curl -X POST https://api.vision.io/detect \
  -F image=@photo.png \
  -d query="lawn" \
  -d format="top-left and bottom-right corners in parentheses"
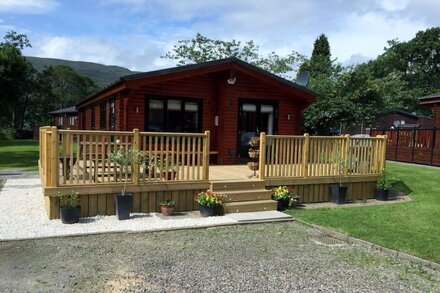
top-left (0, 140), bottom-right (39, 171)
top-left (287, 161), bottom-right (440, 262)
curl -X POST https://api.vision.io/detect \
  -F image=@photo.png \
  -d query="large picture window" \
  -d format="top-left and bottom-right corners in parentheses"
top-left (91, 106), bottom-right (95, 130)
top-left (100, 102), bottom-right (106, 130)
top-left (145, 97), bottom-right (202, 132)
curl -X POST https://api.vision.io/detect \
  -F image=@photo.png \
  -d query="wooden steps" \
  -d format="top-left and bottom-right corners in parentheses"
top-left (210, 180), bottom-right (277, 213)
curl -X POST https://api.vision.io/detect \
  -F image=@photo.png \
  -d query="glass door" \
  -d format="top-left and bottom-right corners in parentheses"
top-left (237, 100), bottom-right (277, 159)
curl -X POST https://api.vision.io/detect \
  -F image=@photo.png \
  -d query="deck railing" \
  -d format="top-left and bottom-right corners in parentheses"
top-left (259, 133), bottom-right (387, 179)
top-left (39, 127), bottom-right (210, 187)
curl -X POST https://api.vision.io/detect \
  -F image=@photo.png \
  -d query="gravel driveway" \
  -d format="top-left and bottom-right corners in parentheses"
top-left (0, 222), bottom-right (438, 292)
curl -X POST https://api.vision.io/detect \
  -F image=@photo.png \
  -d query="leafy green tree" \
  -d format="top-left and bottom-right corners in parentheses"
top-left (163, 33), bottom-right (303, 78)
top-left (0, 31), bottom-right (35, 131)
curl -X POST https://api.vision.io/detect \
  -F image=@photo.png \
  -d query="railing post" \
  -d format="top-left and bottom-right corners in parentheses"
top-left (258, 132), bottom-right (266, 179)
top-left (50, 126), bottom-right (58, 187)
top-left (344, 134), bottom-right (350, 176)
top-left (132, 128), bottom-right (140, 184)
top-left (203, 131), bottom-right (210, 180)
top-left (381, 135), bottom-right (387, 170)
top-left (302, 133), bottom-right (309, 177)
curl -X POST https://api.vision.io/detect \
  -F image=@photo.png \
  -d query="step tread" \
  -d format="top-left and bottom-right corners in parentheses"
top-left (223, 199), bottom-right (276, 206)
top-left (220, 189), bottom-right (271, 195)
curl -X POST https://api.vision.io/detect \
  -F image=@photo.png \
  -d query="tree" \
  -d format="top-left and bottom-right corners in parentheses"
top-left (163, 33), bottom-right (304, 78)
top-left (0, 32), bottom-right (35, 131)
top-left (298, 34), bottom-right (332, 77)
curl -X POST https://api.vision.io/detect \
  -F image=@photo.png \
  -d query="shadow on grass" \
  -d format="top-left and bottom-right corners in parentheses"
top-left (392, 180), bottom-right (412, 195)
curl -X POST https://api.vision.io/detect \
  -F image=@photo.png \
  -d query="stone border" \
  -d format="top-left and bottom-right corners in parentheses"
top-left (0, 217), bottom-right (294, 243)
top-left (294, 218), bottom-right (440, 271)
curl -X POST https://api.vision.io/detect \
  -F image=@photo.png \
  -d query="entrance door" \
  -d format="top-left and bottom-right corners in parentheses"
top-left (237, 100), bottom-right (277, 159)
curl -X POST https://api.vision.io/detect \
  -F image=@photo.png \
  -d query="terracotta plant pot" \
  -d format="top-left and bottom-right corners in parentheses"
top-left (248, 150), bottom-right (260, 159)
top-left (247, 162), bottom-right (259, 171)
top-left (160, 204), bottom-right (176, 216)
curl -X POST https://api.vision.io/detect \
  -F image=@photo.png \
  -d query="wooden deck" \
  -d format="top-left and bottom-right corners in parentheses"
top-left (209, 165), bottom-right (259, 181)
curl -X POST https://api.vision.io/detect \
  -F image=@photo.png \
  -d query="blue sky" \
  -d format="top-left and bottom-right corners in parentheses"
top-left (0, 0), bottom-right (438, 72)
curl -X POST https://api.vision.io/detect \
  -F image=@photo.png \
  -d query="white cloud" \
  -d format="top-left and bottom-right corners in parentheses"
top-left (26, 35), bottom-right (174, 71)
top-left (0, 0), bottom-right (58, 14)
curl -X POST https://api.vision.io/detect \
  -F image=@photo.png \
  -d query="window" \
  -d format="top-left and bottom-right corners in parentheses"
top-left (69, 116), bottom-right (75, 126)
top-left (91, 106), bottom-right (95, 130)
top-left (109, 97), bottom-right (115, 130)
top-left (100, 102), bottom-right (106, 130)
top-left (58, 116), bottom-right (64, 126)
top-left (146, 97), bottom-right (202, 132)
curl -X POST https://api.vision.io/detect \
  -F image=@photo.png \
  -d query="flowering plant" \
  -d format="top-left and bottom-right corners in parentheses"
top-left (195, 191), bottom-right (224, 207)
top-left (271, 186), bottom-right (296, 201)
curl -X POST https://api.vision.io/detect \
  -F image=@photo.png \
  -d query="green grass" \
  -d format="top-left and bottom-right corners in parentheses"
top-left (287, 161), bottom-right (440, 262)
top-left (0, 140), bottom-right (39, 171)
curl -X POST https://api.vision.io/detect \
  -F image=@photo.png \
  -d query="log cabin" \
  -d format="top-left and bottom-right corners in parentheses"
top-left (48, 106), bottom-right (79, 130)
top-left (420, 93), bottom-right (440, 128)
top-left (76, 57), bottom-right (317, 164)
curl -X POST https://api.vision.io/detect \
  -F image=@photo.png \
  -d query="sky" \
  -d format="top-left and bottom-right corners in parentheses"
top-left (0, 0), bottom-right (438, 72)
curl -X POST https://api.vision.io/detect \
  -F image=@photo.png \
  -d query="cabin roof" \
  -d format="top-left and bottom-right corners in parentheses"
top-left (48, 106), bottom-right (77, 115)
top-left (419, 92), bottom-right (440, 105)
top-left (77, 57), bottom-right (317, 108)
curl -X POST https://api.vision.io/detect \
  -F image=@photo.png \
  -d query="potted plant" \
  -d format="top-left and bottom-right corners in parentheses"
top-left (271, 186), bottom-right (297, 211)
top-left (248, 149), bottom-right (260, 159)
top-left (156, 156), bottom-right (178, 180)
top-left (248, 136), bottom-right (260, 148)
top-left (375, 169), bottom-right (393, 201)
top-left (108, 147), bottom-right (146, 220)
top-left (330, 156), bottom-right (349, 204)
top-left (59, 191), bottom-right (80, 224)
top-left (159, 199), bottom-right (176, 216)
top-left (195, 191), bottom-right (224, 217)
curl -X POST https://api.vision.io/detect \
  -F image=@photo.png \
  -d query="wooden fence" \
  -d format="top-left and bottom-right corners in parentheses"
top-left (259, 133), bottom-right (387, 179)
top-left (370, 128), bottom-right (440, 166)
top-left (39, 127), bottom-right (210, 188)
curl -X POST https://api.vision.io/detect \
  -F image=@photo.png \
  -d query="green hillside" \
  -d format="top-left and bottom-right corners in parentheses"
top-left (25, 56), bottom-right (138, 87)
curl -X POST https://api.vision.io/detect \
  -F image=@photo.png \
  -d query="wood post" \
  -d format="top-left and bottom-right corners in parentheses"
top-left (132, 128), bottom-right (140, 184)
top-left (203, 131), bottom-right (210, 180)
top-left (343, 134), bottom-right (350, 176)
top-left (381, 135), bottom-right (387, 170)
top-left (50, 126), bottom-right (58, 187)
top-left (258, 132), bottom-right (266, 179)
top-left (302, 133), bottom-right (309, 177)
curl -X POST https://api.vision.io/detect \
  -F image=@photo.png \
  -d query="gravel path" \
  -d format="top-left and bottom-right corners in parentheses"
top-left (0, 175), bottom-right (236, 240)
top-left (0, 222), bottom-right (438, 292)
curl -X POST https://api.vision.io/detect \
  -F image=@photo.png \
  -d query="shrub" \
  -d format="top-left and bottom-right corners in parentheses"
top-left (59, 191), bottom-right (79, 208)
top-left (376, 169), bottom-right (393, 191)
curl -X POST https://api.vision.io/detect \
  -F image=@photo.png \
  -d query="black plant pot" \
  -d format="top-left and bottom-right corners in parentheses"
top-left (115, 193), bottom-right (133, 220)
top-left (375, 189), bottom-right (389, 201)
top-left (214, 204), bottom-right (224, 216)
top-left (60, 206), bottom-right (81, 224)
top-left (330, 185), bottom-right (347, 204)
top-left (199, 205), bottom-right (215, 217)
top-left (276, 199), bottom-right (290, 211)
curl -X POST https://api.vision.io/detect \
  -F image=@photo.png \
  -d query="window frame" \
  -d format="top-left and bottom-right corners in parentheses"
top-left (109, 96), bottom-right (115, 130)
top-left (91, 106), bottom-right (95, 130)
top-left (144, 96), bottom-right (203, 133)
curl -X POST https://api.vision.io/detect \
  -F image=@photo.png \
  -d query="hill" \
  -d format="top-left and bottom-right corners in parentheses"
top-left (25, 56), bottom-right (138, 87)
